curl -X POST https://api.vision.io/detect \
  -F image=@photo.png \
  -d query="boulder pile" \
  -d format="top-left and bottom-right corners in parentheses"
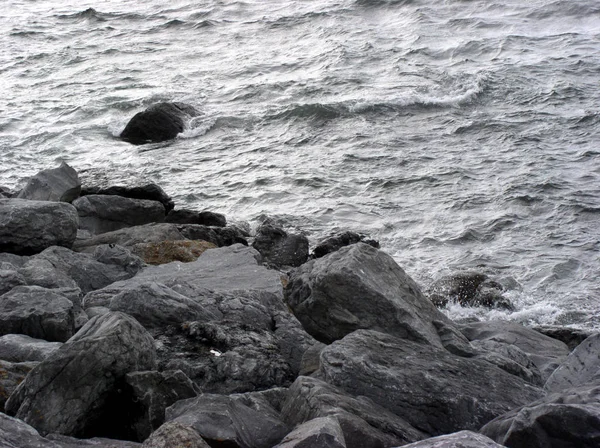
top-left (0, 163), bottom-right (597, 448)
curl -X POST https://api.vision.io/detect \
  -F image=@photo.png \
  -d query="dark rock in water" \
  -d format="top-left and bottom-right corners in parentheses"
top-left (165, 209), bottom-right (227, 227)
top-left (5, 312), bottom-right (157, 439)
top-left (178, 223), bottom-right (248, 247)
top-left (0, 269), bottom-right (26, 295)
top-left (285, 243), bottom-right (469, 350)
top-left (72, 194), bottom-right (166, 235)
top-left (0, 186), bottom-right (14, 198)
top-left (165, 393), bottom-right (290, 448)
top-left (0, 286), bottom-right (75, 342)
top-left (253, 224), bottom-right (309, 268)
top-left (480, 383), bottom-right (600, 448)
top-left (400, 431), bottom-right (505, 448)
top-left (0, 334), bottom-right (62, 363)
top-left (281, 376), bottom-right (425, 448)
top-left (544, 333), bottom-right (600, 393)
top-left (0, 360), bottom-right (37, 412)
top-left (130, 240), bottom-right (216, 265)
top-left (17, 162), bottom-right (81, 203)
top-left (533, 325), bottom-right (593, 351)
top-left (141, 421), bottom-right (210, 448)
top-left (428, 271), bottom-right (513, 310)
top-left (0, 199), bottom-right (79, 255)
top-left (120, 102), bottom-right (198, 145)
top-left (318, 329), bottom-right (543, 437)
top-left (125, 370), bottom-right (201, 441)
top-left (274, 416), bottom-right (346, 448)
top-left (460, 320), bottom-right (571, 382)
top-left (81, 183), bottom-right (175, 213)
top-left (312, 231), bottom-right (380, 259)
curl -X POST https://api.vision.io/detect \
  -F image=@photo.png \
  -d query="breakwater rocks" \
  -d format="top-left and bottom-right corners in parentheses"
top-left (0, 163), bottom-right (598, 448)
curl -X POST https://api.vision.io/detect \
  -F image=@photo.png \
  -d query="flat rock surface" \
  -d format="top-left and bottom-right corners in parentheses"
top-left (319, 329), bottom-right (543, 436)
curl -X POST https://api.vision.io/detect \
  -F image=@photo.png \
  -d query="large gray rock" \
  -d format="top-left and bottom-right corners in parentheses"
top-left (73, 195), bottom-right (166, 235)
top-left (141, 421), bottom-right (210, 448)
top-left (545, 333), bottom-right (600, 392)
top-left (165, 393), bottom-right (290, 448)
top-left (460, 320), bottom-right (570, 382)
top-left (0, 269), bottom-right (27, 295)
top-left (107, 282), bottom-right (217, 329)
top-left (480, 383), bottom-right (600, 448)
top-left (0, 334), bottom-right (62, 362)
top-left (274, 416), bottom-right (346, 448)
top-left (281, 376), bottom-right (424, 448)
top-left (319, 330), bottom-right (543, 436)
top-left (285, 243), bottom-right (466, 349)
top-left (0, 286), bottom-right (75, 342)
top-left (397, 431), bottom-right (505, 448)
top-left (0, 199), bottom-right (79, 255)
top-left (17, 258), bottom-right (79, 290)
top-left (17, 162), bottom-right (81, 203)
top-left (125, 370), bottom-right (201, 441)
top-left (81, 183), bottom-right (174, 213)
top-left (5, 312), bottom-right (157, 438)
top-left (120, 102), bottom-right (198, 145)
top-left (0, 360), bottom-right (37, 411)
top-left (252, 224), bottom-right (309, 268)
top-left (74, 223), bottom-right (185, 252)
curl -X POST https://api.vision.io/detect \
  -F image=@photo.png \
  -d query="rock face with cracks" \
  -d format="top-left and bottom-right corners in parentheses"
top-left (5, 312), bottom-right (157, 439)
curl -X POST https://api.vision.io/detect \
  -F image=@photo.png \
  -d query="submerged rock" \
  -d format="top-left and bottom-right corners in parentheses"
top-left (0, 199), bottom-right (79, 255)
top-left (17, 162), bottom-right (81, 203)
top-left (120, 102), bottom-right (199, 145)
top-left (428, 271), bottom-right (513, 310)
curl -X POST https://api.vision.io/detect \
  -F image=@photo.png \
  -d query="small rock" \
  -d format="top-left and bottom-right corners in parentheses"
top-left (120, 102), bottom-right (199, 145)
top-left (142, 421), bottom-right (209, 448)
top-left (165, 209), bottom-right (227, 227)
top-left (252, 224), bottom-right (309, 268)
top-left (533, 325), bottom-right (593, 351)
top-left (17, 162), bottom-right (81, 203)
top-left (0, 269), bottom-right (27, 295)
top-left (312, 231), bottom-right (379, 258)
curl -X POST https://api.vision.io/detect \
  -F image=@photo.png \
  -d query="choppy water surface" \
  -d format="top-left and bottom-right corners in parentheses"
top-left (1, 0), bottom-right (599, 330)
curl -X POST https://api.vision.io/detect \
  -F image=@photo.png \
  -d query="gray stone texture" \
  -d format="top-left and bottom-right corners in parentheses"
top-left (17, 162), bottom-right (81, 203)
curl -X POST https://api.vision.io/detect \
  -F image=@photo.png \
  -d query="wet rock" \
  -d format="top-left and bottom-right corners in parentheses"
top-left (178, 223), bottom-right (249, 247)
top-left (312, 231), bottom-right (380, 259)
top-left (0, 334), bottom-right (62, 363)
top-left (544, 333), bottom-right (600, 393)
top-left (0, 199), bottom-right (79, 255)
top-left (281, 376), bottom-right (424, 448)
top-left (0, 360), bottom-right (37, 411)
top-left (125, 370), bottom-right (201, 441)
top-left (5, 312), bottom-right (157, 438)
top-left (285, 243), bottom-right (466, 349)
top-left (81, 183), bottom-right (174, 213)
top-left (319, 329), bottom-right (543, 436)
top-left (533, 325), bottom-right (593, 351)
top-left (130, 240), bottom-right (216, 265)
top-left (428, 271), bottom-right (513, 310)
top-left (141, 421), bottom-right (210, 448)
top-left (73, 195), bottom-right (166, 235)
top-left (274, 416), bottom-right (346, 448)
top-left (480, 383), bottom-right (600, 448)
top-left (120, 102), bottom-right (199, 145)
top-left (165, 393), bottom-right (290, 448)
top-left (0, 269), bottom-right (26, 295)
top-left (460, 320), bottom-right (571, 382)
top-left (0, 286), bottom-right (75, 342)
top-left (0, 186), bottom-right (14, 198)
top-left (399, 431), bottom-right (505, 448)
top-left (107, 282), bottom-right (218, 329)
top-left (17, 162), bottom-right (81, 203)
top-left (165, 209), bottom-right (226, 227)
top-left (252, 224), bottom-right (309, 268)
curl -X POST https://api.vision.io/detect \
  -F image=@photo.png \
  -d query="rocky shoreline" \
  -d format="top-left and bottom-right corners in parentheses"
top-left (0, 163), bottom-right (598, 448)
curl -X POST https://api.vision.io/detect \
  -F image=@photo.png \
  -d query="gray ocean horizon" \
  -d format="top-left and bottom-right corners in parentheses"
top-left (1, 0), bottom-right (599, 331)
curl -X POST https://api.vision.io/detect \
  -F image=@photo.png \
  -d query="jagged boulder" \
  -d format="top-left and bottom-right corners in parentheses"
top-left (274, 417), bottom-right (346, 448)
top-left (73, 195), bottom-right (166, 235)
top-left (5, 312), bottom-right (157, 438)
top-left (120, 102), bottom-right (198, 145)
top-left (17, 162), bottom-right (81, 203)
top-left (0, 334), bottom-right (62, 363)
top-left (319, 329), bottom-right (543, 436)
top-left (0, 199), bottom-right (78, 255)
top-left (252, 224), bottom-right (309, 268)
top-left (284, 243), bottom-right (468, 350)
top-left (142, 421), bottom-right (210, 448)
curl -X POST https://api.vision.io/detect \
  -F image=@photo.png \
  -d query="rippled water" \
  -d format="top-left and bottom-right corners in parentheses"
top-left (1, 0), bottom-right (599, 330)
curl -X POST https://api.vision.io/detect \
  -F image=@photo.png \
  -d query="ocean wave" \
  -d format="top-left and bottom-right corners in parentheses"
top-left (55, 8), bottom-right (146, 23)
